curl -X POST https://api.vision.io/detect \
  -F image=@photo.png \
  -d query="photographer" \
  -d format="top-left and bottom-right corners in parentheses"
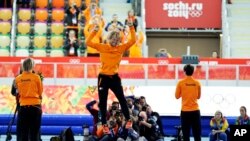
top-left (107, 101), bottom-right (120, 119)
top-left (95, 113), bottom-right (119, 141)
top-left (139, 111), bottom-right (164, 141)
top-left (86, 100), bottom-right (101, 136)
top-left (146, 106), bottom-right (164, 138)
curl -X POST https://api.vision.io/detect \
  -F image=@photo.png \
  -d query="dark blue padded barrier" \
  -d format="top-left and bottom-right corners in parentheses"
top-left (0, 114), bottom-right (237, 137)
top-left (0, 114), bottom-right (94, 135)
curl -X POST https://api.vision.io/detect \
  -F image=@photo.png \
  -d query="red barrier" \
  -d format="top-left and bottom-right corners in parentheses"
top-left (0, 57), bottom-right (250, 80)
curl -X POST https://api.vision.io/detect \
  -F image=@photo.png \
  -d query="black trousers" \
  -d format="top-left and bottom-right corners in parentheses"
top-left (181, 110), bottom-right (201, 141)
top-left (17, 105), bottom-right (42, 141)
top-left (98, 73), bottom-right (130, 124)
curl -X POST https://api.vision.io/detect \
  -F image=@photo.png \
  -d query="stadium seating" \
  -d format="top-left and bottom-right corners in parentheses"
top-left (50, 49), bottom-right (64, 57)
top-left (17, 22), bottom-right (31, 35)
top-left (33, 48), bottom-right (47, 57)
top-left (51, 22), bottom-right (65, 35)
top-left (0, 22), bottom-right (11, 34)
top-left (0, 35), bottom-right (11, 48)
top-left (35, 9), bottom-right (49, 22)
top-left (18, 9), bottom-right (31, 22)
top-left (15, 48), bottom-right (29, 57)
top-left (0, 8), bottom-right (12, 21)
top-left (50, 35), bottom-right (64, 48)
top-left (0, 48), bottom-right (10, 56)
top-left (16, 35), bottom-right (30, 48)
top-left (52, 0), bottom-right (65, 8)
top-left (34, 22), bottom-right (47, 35)
top-left (33, 36), bottom-right (47, 48)
top-left (51, 9), bottom-right (65, 22)
top-left (35, 0), bottom-right (49, 8)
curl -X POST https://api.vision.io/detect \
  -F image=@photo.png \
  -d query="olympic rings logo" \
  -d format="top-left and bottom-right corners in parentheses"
top-left (158, 60), bottom-right (169, 65)
top-left (189, 10), bottom-right (203, 17)
top-left (69, 59), bottom-right (80, 64)
top-left (209, 94), bottom-right (236, 108)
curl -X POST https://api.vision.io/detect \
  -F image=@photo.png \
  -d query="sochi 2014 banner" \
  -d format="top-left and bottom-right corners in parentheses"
top-left (145, 0), bottom-right (222, 28)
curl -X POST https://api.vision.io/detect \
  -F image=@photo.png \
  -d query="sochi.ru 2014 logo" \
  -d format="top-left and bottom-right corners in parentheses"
top-left (163, 1), bottom-right (203, 19)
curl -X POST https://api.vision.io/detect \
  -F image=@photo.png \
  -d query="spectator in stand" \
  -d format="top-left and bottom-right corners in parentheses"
top-left (66, 2), bottom-right (80, 27)
top-left (209, 110), bottom-right (229, 141)
top-left (125, 10), bottom-right (138, 32)
top-left (175, 64), bottom-right (202, 141)
top-left (17, 0), bottom-right (30, 8)
top-left (0, 0), bottom-right (13, 8)
top-left (85, 0), bottom-right (99, 7)
top-left (155, 48), bottom-right (172, 58)
top-left (105, 14), bottom-right (124, 32)
top-left (84, 15), bottom-right (103, 57)
top-left (64, 30), bottom-right (79, 56)
top-left (129, 26), bottom-right (144, 58)
top-left (82, 0), bottom-right (102, 25)
top-left (212, 51), bottom-right (219, 58)
top-left (235, 106), bottom-right (250, 125)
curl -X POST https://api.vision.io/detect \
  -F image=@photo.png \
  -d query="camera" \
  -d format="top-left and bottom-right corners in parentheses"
top-left (138, 116), bottom-right (144, 121)
top-left (114, 110), bottom-right (122, 117)
top-left (109, 120), bottom-right (116, 127)
top-left (111, 105), bottom-right (118, 111)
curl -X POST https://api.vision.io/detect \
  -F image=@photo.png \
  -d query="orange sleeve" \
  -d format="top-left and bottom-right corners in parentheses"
top-left (138, 31), bottom-right (144, 45)
top-left (85, 30), bottom-right (101, 50)
top-left (121, 26), bottom-right (136, 51)
top-left (36, 75), bottom-right (43, 98)
top-left (175, 82), bottom-right (181, 99)
top-left (83, 9), bottom-right (90, 22)
top-left (197, 81), bottom-right (201, 99)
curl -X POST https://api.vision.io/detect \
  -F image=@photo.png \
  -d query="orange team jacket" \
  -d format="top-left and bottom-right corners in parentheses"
top-left (83, 7), bottom-right (102, 24)
top-left (86, 26), bottom-right (136, 75)
top-left (175, 76), bottom-right (201, 111)
top-left (15, 72), bottom-right (43, 106)
top-left (129, 31), bottom-right (144, 57)
top-left (84, 23), bottom-right (103, 54)
top-left (85, 0), bottom-right (99, 7)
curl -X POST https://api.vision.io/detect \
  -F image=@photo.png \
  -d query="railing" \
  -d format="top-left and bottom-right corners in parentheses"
top-left (10, 0), bottom-right (17, 56)
top-left (0, 57), bottom-right (250, 86)
top-left (222, 0), bottom-right (231, 57)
